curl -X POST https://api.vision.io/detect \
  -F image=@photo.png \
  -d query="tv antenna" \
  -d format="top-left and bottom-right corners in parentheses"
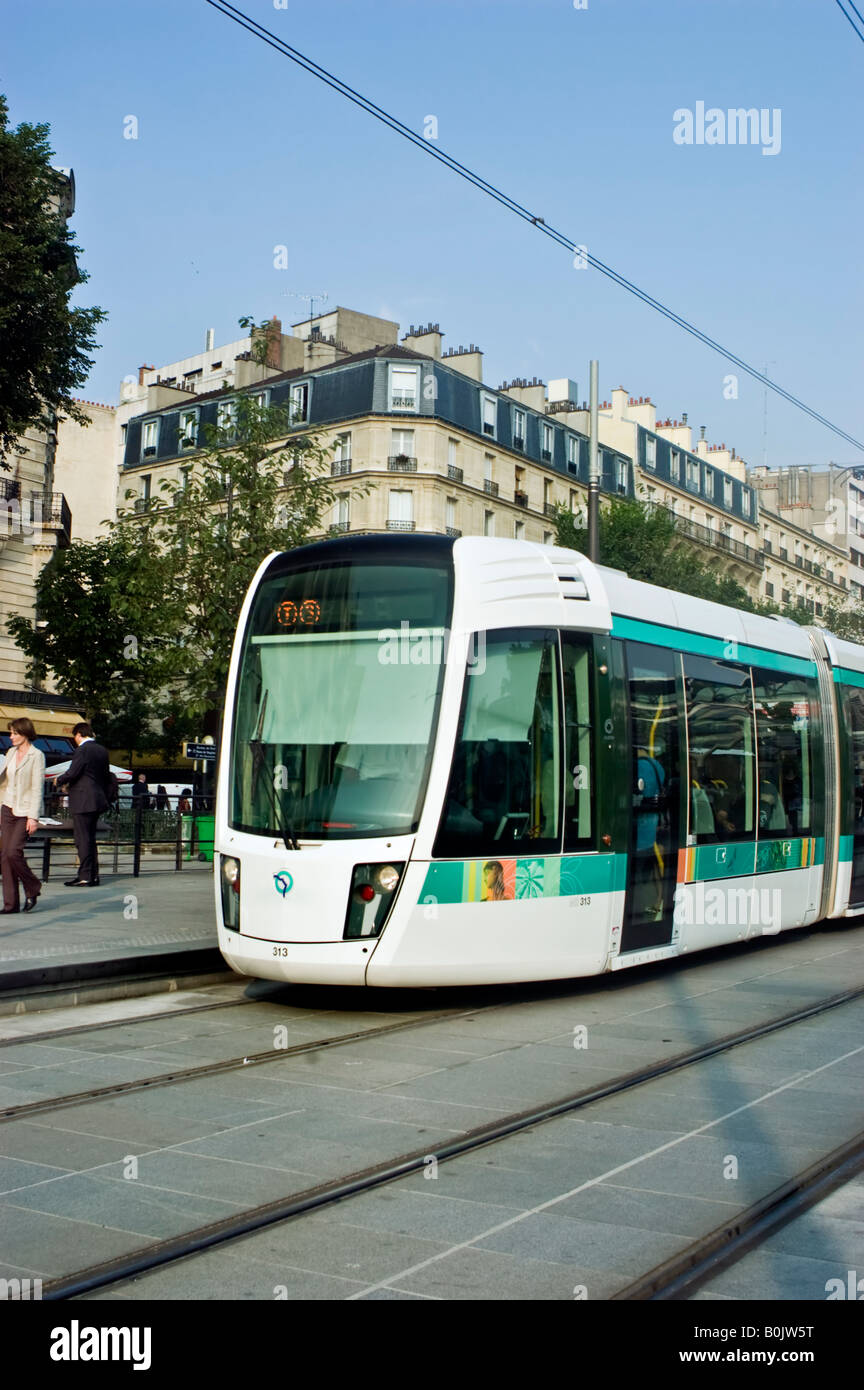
top-left (283, 291), bottom-right (329, 328)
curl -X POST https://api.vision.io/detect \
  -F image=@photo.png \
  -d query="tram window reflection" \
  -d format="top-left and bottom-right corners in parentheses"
top-left (751, 669), bottom-right (814, 837)
top-left (684, 656), bottom-right (755, 843)
top-left (434, 631), bottom-right (561, 858)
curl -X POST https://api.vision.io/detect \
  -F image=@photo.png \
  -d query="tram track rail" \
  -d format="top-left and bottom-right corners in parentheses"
top-left (39, 980), bottom-right (864, 1301)
top-left (613, 1128), bottom-right (864, 1300)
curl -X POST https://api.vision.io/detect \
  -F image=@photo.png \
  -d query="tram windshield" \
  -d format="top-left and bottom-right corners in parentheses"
top-left (230, 553), bottom-right (452, 838)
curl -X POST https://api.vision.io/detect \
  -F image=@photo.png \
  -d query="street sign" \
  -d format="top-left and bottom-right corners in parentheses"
top-left (184, 743), bottom-right (217, 761)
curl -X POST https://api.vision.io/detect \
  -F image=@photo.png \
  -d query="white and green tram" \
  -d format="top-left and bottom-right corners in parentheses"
top-left (215, 534), bottom-right (864, 987)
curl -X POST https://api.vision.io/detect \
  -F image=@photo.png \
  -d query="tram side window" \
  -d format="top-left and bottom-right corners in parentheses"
top-left (434, 630), bottom-right (561, 858)
top-left (562, 635), bottom-right (593, 848)
top-left (845, 687), bottom-right (864, 833)
top-left (684, 655), bottom-right (756, 843)
top-left (751, 669), bottom-right (814, 837)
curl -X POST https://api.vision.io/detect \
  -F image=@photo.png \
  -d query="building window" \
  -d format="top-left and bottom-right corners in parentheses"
top-left (765, 581), bottom-right (774, 598)
top-left (179, 409), bottom-right (198, 448)
top-left (686, 457), bottom-right (699, 489)
top-left (617, 458), bottom-right (628, 494)
top-left (644, 436), bottom-right (656, 469)
top-left (541, 422), bottom-right (553, 461)
top-left (671, 448), bottom-right (680, 477)
top-left (391, 429), bottom-right (416, 466)
top-left (389, 365), bottom-right (419, 411)
top-left (216, 399), bottom-right (236, 434)
top-left (387, 490), bottom-right (414, 530)
top-left (569, 489), bottom-right (579, 513)
top-left (334, 432), bottom-right (351, 464)
top-left (141, 420), bottom-right (158, 457)
top-left (448, 438), bottom-right (458, 469)
top-left (141, 474), bottom-right (151, 500)
top-left (446, 498), bottom-right (457, 533)
top-left (290, 382), bottom-right (309, 423)
top-left (179, 466), bottom-right (192, 492)
top-left (250, 389), bottom-right (270, 412)
top-left (723, 477), bottom-right (733, 508)
top-left (543, 531), bottom-right (553, 545)
top-left (481, 393), bottom-right (497, 438)
top-left (484, 510), bottom-right (495, 536)
top-left (567, 435), bottom-right (579, 473)
top-left (513, 409), bottom-right (525, 449)
top-left (337, 495), bottom-right (350, 526)
top-left (515, 520), bottom-right (525, 540)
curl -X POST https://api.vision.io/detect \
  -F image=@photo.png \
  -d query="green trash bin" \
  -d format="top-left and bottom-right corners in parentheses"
top-left (195, 814), bottom-right (215, 863)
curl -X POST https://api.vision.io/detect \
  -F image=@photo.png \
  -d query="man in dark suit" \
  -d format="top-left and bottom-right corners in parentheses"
top-left (56, 723), bottom-right (110, 886)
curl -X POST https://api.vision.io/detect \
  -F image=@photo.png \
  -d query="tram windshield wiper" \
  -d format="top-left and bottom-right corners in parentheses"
top-left (250, 691), bottom-right (299, 851)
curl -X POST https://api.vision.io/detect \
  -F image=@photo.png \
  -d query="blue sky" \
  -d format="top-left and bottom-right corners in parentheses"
top-left (4, 0), bottom-right (863, 467)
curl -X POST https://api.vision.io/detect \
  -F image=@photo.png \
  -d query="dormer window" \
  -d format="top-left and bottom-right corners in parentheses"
top-left (389, 366), bottom-right (419, 411)
top-left (141, 420), bottom-right (158, 458)
top-left (179, 409), bottom-right (198, 448)
top-left (481, 393), bottom-right (497, 439)
top-left (290, 382), bottom-right (309, 423)
top-left (644, 436), bottom-right (656, 469)
top-left (513, 408), bottom-right (525, 449)
top-left (216, 399), bottom-right (236, 435)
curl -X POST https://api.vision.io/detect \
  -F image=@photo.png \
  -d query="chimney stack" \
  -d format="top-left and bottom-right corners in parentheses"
top-left (205, 328), bottom-right (215, 352)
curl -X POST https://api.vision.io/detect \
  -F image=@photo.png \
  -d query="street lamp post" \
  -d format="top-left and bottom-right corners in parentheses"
top-left (588, 360), bottom-right (600, 563)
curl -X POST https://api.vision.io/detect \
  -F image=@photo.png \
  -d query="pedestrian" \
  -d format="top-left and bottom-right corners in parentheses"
top-left (132, 772), bottom-right (151, 810)
top-left (55, 722), bottom-right (111, 887)
top-left (155, 784), bottom-right (169, 810)
top-left (0, 718), bottom-right (45, 914)
top-left (177, 788), bottom-right (192, 814)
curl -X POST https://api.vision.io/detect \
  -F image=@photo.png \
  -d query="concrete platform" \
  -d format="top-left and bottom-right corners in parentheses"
top-left (0, 869), bottom-right (223, 1011)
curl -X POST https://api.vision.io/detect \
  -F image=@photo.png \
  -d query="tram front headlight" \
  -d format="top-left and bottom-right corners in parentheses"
top-left (344, 862), bottom-right (405, 940)
top-left (220, 855), bottom-right (241, 931)
top-left (375, 864), bottom-right (401, 893)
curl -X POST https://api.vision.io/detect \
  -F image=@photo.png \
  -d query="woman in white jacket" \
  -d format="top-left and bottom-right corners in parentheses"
top-left (0, 718), bottom-right (45, 913)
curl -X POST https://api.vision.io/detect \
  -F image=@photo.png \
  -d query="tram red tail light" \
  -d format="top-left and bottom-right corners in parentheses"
top-left (344, 863), bottom-right (405, 940)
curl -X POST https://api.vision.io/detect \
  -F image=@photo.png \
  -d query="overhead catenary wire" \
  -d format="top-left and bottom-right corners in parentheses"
top-left (205, 0), bottom-right (864, 454)
top-left (834, 0), bottom-right (864, 45)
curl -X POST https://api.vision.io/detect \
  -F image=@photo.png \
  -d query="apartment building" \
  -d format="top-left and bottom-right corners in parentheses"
top-left (750, 464), bottom-right (864, 605)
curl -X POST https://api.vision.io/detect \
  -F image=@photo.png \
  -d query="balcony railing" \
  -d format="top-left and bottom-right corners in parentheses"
top-left (390, 395), bottom-right (416, 409)
top-left (763, 539), bottom-right (773, 555)
top-left (0, 479), bottom-right (21, 502)
top-left (795, 555), bottom-right (803, 569)
top-left (388, 455), bottom-right (417, 472)
top-left (541, 449), bottom-right (552, 462)
top-left (483, 479), bottom-right (499, 496)
top-left (447, 464), bottom-right (463, 483)
top-left (34, 492), bottom-right (72, 547)
top-left (646, 502), bottom-right (762, 567)
top-left (142, 446), bottom-right (156, 457)
top-left (514, 491), bottom-right (529, 509)
top-left (544, 502), bottom-right (557, 518)
top-left (779, 548), bottom-right (789, 561)
top-left (331, 460), bottom-right (352, 476)
top-left (386, 519), bottom-right (415, 532)
top-left (133, 497), bottom-right (151, 513)
top-left (446, 527), bottom-right (462, 538)
top-left (329, 521), bottom-right (350, 535)
top-left (513, 435), bottom-right (524, 450)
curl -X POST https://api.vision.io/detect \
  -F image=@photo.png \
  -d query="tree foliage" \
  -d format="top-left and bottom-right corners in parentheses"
top-left (0, 94), bottom-right (106, 460)
top-left (114, 394), bottom-right (345, 717)
top-left (7, 533), bottom-right (179, 727)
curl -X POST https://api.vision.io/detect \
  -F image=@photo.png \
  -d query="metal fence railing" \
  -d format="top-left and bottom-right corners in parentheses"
top-left (28, 804), bottom-right (216, 881)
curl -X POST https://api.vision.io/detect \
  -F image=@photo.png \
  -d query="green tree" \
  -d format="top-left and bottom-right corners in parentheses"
top-left (7, 533), bottom-right (179, 726)
top-left (115, 393), bottom-right (347, 719)
top-left (553, 496), bottom-right (754, 609)
top-left (0, 95), bottom-right (105, 460)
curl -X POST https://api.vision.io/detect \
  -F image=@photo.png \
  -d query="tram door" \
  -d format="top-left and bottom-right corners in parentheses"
top-left (621, 642), bottom-right (682, 953)
top-left (846, 687), bottom-right (864, 906)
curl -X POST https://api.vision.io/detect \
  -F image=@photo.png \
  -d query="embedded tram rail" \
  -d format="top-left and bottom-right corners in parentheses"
top-left (1, 924), bottom-right (857, 1302)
